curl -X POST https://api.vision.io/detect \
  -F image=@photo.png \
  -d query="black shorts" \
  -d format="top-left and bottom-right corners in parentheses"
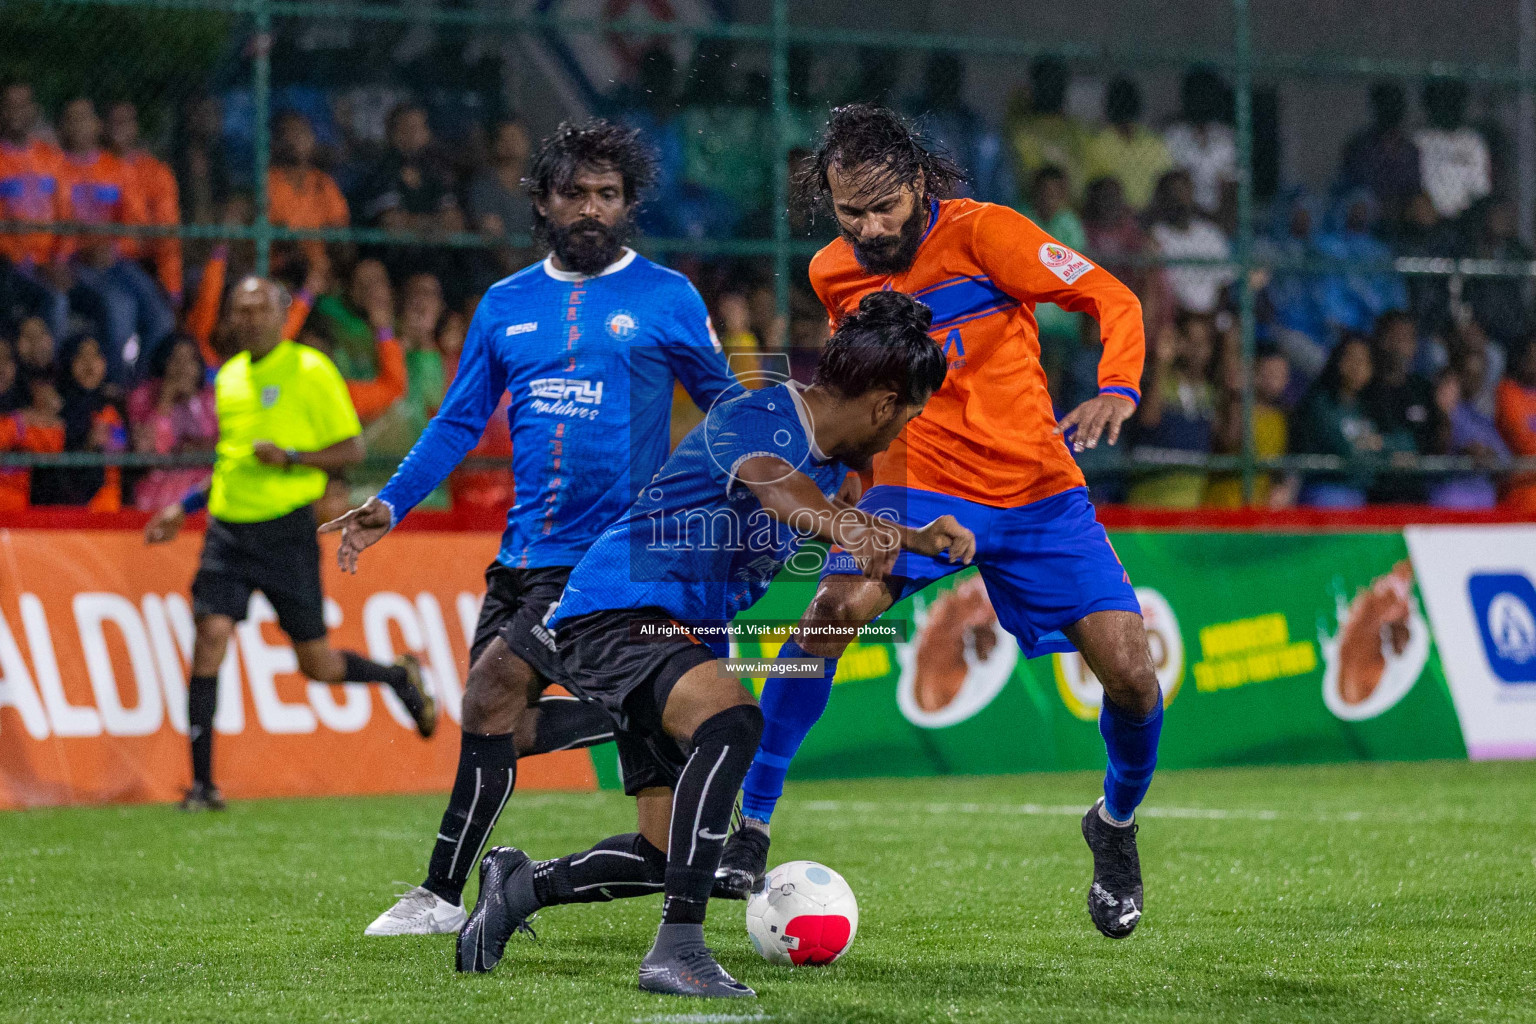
top-left (191, 506), bottom-right (327, 643)
top-left (468, 563), bottom-right (571, 683)
top-left (556, 608), bottom-right (720, 796)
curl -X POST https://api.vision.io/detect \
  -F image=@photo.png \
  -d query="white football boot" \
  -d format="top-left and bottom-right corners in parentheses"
top-left (364, 885), bottom-right (468, 936)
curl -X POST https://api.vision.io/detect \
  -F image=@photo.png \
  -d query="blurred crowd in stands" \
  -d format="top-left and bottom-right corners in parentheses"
top-left (3, 45), bottom-right (1536, 515)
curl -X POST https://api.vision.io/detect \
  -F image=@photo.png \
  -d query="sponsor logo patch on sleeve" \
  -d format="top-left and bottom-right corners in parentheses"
top-left (1038, 242), bottom-right (1095, 285)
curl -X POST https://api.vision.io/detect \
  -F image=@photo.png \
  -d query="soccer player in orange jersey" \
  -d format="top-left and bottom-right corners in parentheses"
top-left (718, 106), bottom-right (1162, 940)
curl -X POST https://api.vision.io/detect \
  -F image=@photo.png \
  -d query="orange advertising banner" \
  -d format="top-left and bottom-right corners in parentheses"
top-left (0, 528), bottom-right (596, 809)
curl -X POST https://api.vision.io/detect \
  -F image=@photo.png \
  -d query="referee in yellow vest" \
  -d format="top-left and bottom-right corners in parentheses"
top-left (146, 277), bottom-right (436, 811)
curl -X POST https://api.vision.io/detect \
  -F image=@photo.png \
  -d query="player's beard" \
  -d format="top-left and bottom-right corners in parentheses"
top-left (845, 197), bottom-right (928, 276)
top-left (547, 215), bottom-right (630, 276)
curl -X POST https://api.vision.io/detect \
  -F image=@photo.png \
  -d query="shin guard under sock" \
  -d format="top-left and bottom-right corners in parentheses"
top-left (664, 704), bottom-right (765, 917)
top-left (1100, 690), bottom-right (1164, 822)
top-left (424, 731), bottom-right (517, 904)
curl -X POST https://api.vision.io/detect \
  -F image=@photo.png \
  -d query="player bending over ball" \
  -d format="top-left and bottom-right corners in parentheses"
top-left (319, 120), bottom-right (740, 936)
top-left (145, 278), bottom-right (435, 811)
top-left (714, 104), bottom-right (1163, 941)
top-left (457, 290), bottom-right (973, 999)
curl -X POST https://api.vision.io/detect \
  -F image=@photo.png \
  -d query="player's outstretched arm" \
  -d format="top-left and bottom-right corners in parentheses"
top-left (735, 456), bottom-right (974, 581)
top-left (318, 496), bottom-right (393, 574)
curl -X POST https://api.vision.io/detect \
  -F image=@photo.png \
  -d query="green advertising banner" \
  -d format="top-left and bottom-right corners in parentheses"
top-left (592, 532), bottom-right (1466, 788)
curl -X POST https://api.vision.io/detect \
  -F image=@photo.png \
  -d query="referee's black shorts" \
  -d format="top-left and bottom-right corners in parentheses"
top-left (191, 505), bottom-right (327, 642)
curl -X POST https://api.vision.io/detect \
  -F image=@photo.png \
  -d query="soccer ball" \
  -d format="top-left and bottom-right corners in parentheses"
top-left (744, 860), bottom-right (859, 966)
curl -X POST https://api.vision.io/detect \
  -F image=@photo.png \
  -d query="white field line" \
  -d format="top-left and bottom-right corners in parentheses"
top-left (631, 1015), bottom-right (772, 1024)
top-left (798, 800), bottom-right (1367, 823)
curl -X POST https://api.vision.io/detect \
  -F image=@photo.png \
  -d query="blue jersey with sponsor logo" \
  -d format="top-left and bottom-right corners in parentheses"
top-left (378, 249), bottom-right (736, 568)
top-left (551, 383), bottom-right (851, 628)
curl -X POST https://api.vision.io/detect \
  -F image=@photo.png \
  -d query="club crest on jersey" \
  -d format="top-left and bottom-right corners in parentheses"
top-left (606, 309), bottom-right (638, 339)
top-left (260, 385), bottom-right (280, 408)
top-left (1039, 243), bottom-right (1094, 284)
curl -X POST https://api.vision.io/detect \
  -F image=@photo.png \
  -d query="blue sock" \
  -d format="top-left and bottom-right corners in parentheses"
top-left (740, 640), bottom-right (836, 823)
top-left (1099, 690), bottom-right (1163, 822)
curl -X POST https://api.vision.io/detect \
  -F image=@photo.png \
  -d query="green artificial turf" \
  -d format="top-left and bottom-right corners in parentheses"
top-left (2, 760), bottom-right (1533, 1023)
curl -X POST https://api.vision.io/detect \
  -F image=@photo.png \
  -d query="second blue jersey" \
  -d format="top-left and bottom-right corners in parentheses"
top-left (552, 383), bottom-right (851, 628)
top-left (378, 249), bottom-right (737, 568)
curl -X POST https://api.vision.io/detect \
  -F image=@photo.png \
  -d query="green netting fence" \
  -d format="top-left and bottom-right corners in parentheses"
top-left (4, 0), bottom-right (1536, 501)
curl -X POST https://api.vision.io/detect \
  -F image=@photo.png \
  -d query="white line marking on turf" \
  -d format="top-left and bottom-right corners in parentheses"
top-left (799, 800), bottom-right (1365, 822)
top-left (631, 1015), bottom-right (771, 1023)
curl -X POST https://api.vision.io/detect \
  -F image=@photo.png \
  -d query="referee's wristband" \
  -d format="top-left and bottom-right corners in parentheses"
top-left (179, 488), bottom-right (208, 515)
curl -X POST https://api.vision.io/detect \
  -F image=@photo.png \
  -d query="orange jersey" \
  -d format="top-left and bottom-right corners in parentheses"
top-left (58, 149), bottom-right (148, 262)
top-left (118, 150), bottom-right (183, 297)
top-left (268, 166), bottom-right (349, 275)
top-left (0, 139), bottom-right (69, 266)
top-left (809, 197), bottom-right (1144, 507)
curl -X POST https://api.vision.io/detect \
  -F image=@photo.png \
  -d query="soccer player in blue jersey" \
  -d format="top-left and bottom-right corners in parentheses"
top-left (454, 291), bottom-right (973, 998)
top-left (320, 121), bottom-right (740, 937)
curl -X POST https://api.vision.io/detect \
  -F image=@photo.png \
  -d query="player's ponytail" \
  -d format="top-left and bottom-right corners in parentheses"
top-left (814, 290), bottom-right (946, 405)
top-left (851, 290), bottom-right (935, 334)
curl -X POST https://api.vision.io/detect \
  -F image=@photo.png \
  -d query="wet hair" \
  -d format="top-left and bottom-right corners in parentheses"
top-left (814, 291), bottom-right (947, 406)
top-left (795, 104), bottom-right (968, 212)
top-left (523, 118), bottom-right (658, 212)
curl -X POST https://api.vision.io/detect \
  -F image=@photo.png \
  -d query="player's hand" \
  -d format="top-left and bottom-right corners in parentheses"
top-left (908, 515), bottom-right (976, 565)
top-left (1054, 394), bottom-right (1136, 452)
top-left (252, 440), bottom-right (290, 467)
top-left (318, 496), bottom-right (394, 573)
top-left (842, 517), bottom-right (902, 582)
top-left (145, 505), bottom-right (185, 545)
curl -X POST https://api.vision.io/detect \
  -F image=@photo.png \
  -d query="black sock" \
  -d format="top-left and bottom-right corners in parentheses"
top-left (341, 651), bottom-right (423, 717)
top-left (524, 694), bottom-right (617, 757)
top-left (531, 832), bottom-right (666, 906)
top-left (662, 704), bottom-right (764, 922)
top-left (423, 731), bottom-right (517, 904)
top-left (187, 675), bottom-right (218, 788)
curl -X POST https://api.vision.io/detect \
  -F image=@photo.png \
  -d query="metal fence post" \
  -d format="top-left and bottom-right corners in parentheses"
top-left (771, 0), bottom-right (791, 334)
top-left (1233, 0), bottom-right (1257, 503)
top-left (253, 0), bottom-right (272, 278)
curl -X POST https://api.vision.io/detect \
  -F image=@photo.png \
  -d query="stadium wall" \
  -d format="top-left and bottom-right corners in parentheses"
top-left (1, 518), bottom-right (1533, 808)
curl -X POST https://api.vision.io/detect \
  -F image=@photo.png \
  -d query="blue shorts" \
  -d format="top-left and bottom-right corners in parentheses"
top-left (822, 486), bottom-right (1141, 659)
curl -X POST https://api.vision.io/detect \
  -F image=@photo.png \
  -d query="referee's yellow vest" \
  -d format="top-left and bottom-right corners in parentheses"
top-left (208, 340), bottom-right (362, 523)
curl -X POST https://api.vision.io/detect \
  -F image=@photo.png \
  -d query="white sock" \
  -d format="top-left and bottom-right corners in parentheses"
top-left (743, 816), bottom-right (770, 837)
top-left (1098, 802), bottom-right (1134, 828)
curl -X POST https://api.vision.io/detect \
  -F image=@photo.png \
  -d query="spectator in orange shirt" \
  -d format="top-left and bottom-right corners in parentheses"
top-left (269, 110), bottom-right (349, 284)
top-left (0, 81), bottom-right (71, 342)
top-left (1496, 336), bottom-right (1536, 511)
top-left (0, 366), bottom-right (66, 512)
top-left (105, 100), bottom-right (183, 305)
top-left (57, 97), bottom-right (174, 382)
